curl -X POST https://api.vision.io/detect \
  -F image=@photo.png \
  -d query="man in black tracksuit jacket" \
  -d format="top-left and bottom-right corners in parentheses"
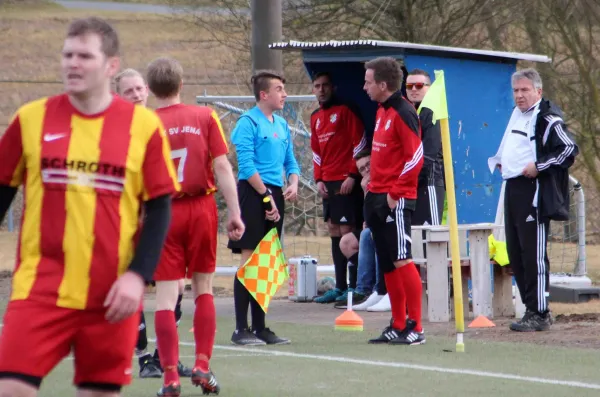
top-left (489, 68), bottom-right (578, 332)
top-left (406, 69), bottom-right (445, 226)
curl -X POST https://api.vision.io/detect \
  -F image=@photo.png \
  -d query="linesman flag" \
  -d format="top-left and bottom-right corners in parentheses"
top-left (236, 228), bottom-right (289, 313)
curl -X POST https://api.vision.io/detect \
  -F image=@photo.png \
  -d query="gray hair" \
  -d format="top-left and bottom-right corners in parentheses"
top-left (512, 68), bottom-right (543, 90)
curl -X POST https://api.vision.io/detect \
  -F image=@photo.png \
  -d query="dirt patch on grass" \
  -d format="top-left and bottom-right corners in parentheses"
top-left (555, 313), bottom-right (600, 323)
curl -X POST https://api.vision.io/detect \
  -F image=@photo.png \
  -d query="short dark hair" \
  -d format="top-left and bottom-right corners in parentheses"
top-left (354, 148), bottom-right (371, 161)
top-left (364, 57), bottom-right (402, 92)
top-left (67, 17), bottom-right (120, 57)
top-left (146, 57), bottom-right (183, 99)
top-left (251, 70), bottom-right (286, 101)
top-left (408, 68), bottom-right (431, 82)
top-left (312, 71), bottom-right (332, 83)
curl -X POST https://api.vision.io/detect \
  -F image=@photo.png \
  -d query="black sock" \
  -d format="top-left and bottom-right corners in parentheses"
top-left (175, 293), bottom-right (183, 324)
top-left (234, 276), bottom-right (250, 331)
top-left (331, 236), bottom-right (347, 291)
top-left (250, 295), bottom-right (266, 333)
top-left (348, 253), bottom-right (359, 289)
top-left (136, 312), bottom-right (148, 352)
top-left (153, 348), bottom-right (160, 362)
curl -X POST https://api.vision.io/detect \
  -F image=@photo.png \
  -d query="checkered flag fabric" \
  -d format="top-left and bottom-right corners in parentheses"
top-left (236, 228), bottom-right (288, 313)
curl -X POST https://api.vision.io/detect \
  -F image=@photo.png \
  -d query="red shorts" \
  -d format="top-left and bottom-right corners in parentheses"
top-left (154, 194), bottom-right (218, 281)
top-left (0, 299), bottom-right (140, 387)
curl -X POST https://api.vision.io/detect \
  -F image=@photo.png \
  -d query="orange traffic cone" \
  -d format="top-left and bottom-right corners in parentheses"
top-left (468, 315), bottom-right (496, 328)
top-left (334, 291), bottom-right (364, 331)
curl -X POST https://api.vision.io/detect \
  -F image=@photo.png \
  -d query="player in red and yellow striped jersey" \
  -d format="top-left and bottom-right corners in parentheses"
top-left (0, 17), bottom-right (179, 397)
top-left (145, 57), bottom-right (244, 397)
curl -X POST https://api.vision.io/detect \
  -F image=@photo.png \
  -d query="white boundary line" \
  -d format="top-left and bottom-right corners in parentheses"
top-left (161, 340), bottom-right (600, 391)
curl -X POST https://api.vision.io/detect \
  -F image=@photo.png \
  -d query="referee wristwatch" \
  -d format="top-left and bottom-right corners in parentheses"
top-left (261, 188), bottom-right (273, 200)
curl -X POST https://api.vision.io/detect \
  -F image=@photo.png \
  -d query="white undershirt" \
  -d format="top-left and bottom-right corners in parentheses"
top-left (500, 105), bottom-right (536, 180)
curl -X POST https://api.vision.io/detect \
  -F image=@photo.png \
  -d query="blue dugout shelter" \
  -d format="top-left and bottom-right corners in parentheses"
top-left (269, 40), bottom-right (551, 224)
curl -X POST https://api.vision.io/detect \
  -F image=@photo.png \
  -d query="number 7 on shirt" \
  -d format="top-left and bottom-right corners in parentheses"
top-left (171, 148), bottom-right (188, 183)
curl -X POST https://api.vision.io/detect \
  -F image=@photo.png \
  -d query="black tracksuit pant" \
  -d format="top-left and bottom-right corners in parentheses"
top-left (504, 176), bottom-right (550, 314)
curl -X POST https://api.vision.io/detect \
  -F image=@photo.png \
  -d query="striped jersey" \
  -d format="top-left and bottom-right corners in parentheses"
top-left (156, 104), bottom-right (228, 197)
top-left (0, 94), bottom-right (180, 310)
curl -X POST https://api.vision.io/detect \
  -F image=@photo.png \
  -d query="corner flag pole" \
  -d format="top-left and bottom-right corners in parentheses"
top-left (440, 116), bottom-right (465, 352)
top-left (418, 70), bottom-right (465, 352)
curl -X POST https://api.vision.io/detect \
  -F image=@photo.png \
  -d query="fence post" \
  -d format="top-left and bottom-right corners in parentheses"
top-left (570, 176), bottom-right (586, 276)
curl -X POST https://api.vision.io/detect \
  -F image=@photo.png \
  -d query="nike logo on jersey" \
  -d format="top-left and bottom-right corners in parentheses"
top-left (44, 133), bottom-right (67, 142)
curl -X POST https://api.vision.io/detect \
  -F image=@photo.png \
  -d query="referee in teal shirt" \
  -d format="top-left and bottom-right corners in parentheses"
top-left (228, 70), bottom-right (300, 346)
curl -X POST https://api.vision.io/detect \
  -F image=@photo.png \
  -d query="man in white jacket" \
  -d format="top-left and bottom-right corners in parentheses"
top-left (488, 68), bottom-right (578, 332)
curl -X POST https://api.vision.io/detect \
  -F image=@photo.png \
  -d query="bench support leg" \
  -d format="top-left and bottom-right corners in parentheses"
top-left (469, 230), bottom-right (493, 318)
top-left (426, 241), bottom-right (450, 322)
top-left (493, 264), bottom-right (515, 317)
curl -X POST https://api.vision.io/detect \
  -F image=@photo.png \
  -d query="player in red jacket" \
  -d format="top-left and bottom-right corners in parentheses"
top-left (146, 57), bottom-right (245, 396)
top-left (310, 72), bottom-right (367, 305)
top-left (363, 57), bottom-right (425, 346)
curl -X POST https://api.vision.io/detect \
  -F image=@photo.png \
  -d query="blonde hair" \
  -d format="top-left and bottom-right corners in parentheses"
top-left (114, 68), bottom-right (144, 94)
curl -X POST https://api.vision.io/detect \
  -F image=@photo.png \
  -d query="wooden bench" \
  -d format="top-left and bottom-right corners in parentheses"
top-left (411, 223), bottom-right (514, 323)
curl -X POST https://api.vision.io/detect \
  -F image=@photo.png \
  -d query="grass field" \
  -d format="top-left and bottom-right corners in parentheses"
top-left (26, 305), bottom-right (600, 397)
top-left (82, 0), bottom-right (217, 5)
top-left (0, 1), bottom-right (269, 128)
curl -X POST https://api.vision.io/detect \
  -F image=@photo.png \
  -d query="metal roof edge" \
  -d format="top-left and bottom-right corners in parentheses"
top-left (268, 40), bottom-right (552, 63)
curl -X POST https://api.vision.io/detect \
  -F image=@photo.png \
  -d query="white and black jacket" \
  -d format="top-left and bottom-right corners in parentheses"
top-left (488, 98), bottom-right (579, 221)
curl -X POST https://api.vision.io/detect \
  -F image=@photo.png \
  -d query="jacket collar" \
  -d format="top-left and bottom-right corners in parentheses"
top-left (380, 90), bottom-right (403, 109)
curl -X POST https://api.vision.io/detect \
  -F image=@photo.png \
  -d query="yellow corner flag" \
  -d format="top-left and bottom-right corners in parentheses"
top-left (418, 70), bottom-right (466, 353)
top-left (417, 70), bottom-right (449, 124)
top-left (236, 228), bottom-right (289, 313)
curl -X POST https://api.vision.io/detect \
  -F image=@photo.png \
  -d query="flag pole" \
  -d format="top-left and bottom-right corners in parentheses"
top-left (440, 117), bottom-right (465, 353)
top-left (418, 70), bottom-right (465, 352)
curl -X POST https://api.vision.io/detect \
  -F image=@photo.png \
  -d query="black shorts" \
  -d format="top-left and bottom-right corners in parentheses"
top-left (227, 180), bottom-right (285, 254)
top-left (364, 192), bottom-right (414, 273)
top-left (322, 180), bottom-right (364, 226)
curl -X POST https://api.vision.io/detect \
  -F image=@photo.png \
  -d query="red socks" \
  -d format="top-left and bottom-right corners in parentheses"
top-left (155, 310), bottom-right (179, 385)
top-left (194, 294), bottom-right (216, 372)
top-left (396, 262), bottom-right (423, 332)
top-left (384, 271), bottom-right (406, 329)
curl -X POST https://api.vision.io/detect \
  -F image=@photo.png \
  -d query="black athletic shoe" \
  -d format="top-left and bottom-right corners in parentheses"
top-left (156, 382), bottom-right (181, 397)
top-left (254, 327), bottom-right (291, 345)
top-left (231, 328), bottom-right (266, 346)
top-left (389, 320), bottom-right (426, 345)
top-left (139, 355), bottom-right (162, 378)
top-left (191, 367), bottom-right (220, 395)
top-left (510, 310), bottom-right (552, 332)
top-left (334, 292), bottom-right (368, 309)
top-left (152, 353), bottom-right (193, 377)
top-left (368, 320), bottom-right (404, 344)
top-left (177, 361), bottom-right (193, 377)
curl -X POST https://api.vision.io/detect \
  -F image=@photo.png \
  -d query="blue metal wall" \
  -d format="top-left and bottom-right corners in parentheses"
top-left (302, 50), bottom-right (516, 224)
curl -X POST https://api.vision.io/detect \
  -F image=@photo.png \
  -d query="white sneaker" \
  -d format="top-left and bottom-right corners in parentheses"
top-left (353, 292), bottom-right (383, 311)
top-left (367, 293), bottom-right (391, 312)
